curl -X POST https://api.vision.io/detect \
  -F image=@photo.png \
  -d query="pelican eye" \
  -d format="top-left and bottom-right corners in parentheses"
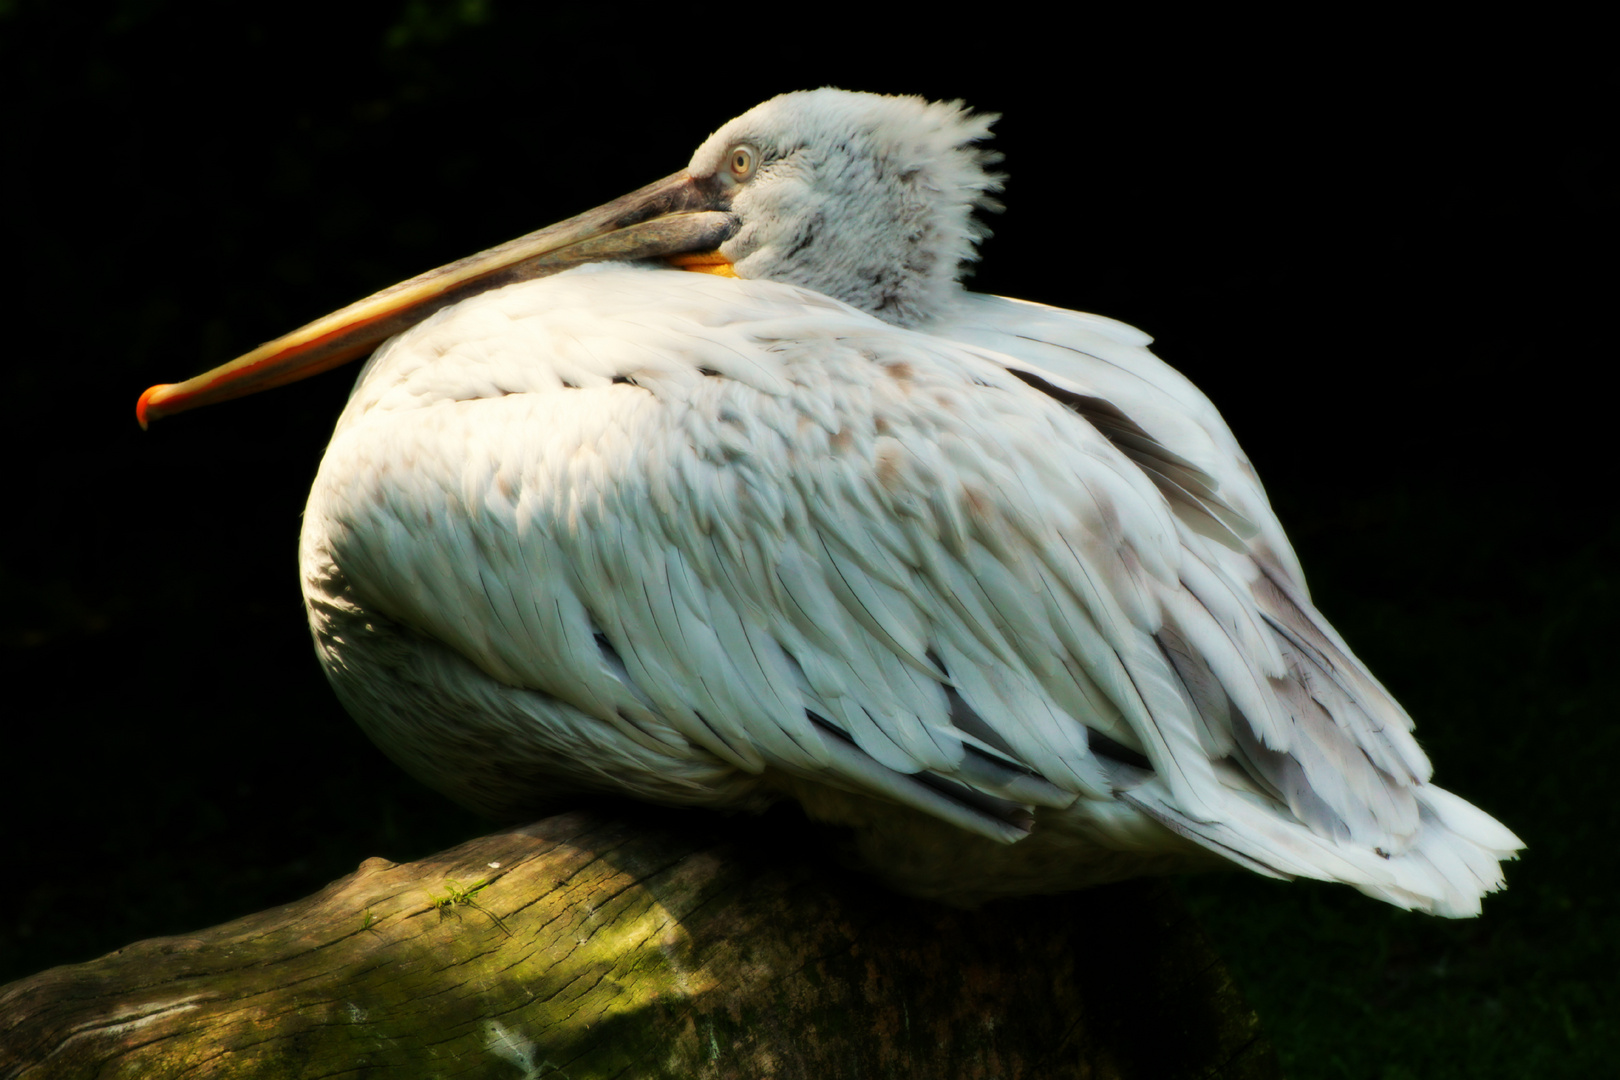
top-left (727, 144), bottom-right (757, 181)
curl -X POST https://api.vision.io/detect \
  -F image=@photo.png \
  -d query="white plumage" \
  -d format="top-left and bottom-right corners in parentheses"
top-left (151, 90), bottom-right (1521, 914)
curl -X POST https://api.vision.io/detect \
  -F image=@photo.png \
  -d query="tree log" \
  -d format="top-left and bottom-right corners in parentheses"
top-left (0, 809), bottom-right (1279, 1078)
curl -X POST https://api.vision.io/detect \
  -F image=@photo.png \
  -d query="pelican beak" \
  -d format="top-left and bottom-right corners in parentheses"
top-left (136, 171), bottom-right (737, 426)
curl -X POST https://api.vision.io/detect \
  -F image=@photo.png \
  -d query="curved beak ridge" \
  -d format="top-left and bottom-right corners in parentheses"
top-left (137, 170), bottom-right (736, 426)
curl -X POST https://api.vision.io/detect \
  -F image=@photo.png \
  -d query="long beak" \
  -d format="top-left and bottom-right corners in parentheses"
top-left (137, 171), bottom-right (736, 427)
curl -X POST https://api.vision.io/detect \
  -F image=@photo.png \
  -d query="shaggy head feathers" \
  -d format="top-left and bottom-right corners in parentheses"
top-left (689, 89), bottom-right (1003, 327)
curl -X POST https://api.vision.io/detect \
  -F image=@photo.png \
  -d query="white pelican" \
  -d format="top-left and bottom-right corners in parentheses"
top-left (139, 90), bottom-right (1519, 914)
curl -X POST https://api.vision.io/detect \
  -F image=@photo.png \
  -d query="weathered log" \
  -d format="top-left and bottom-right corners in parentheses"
top-left (0, 809), bottom-right (1279, 1078)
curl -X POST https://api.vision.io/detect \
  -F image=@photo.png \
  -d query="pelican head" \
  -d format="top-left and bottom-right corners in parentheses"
top-left (136, 89), bottom-right (999, 425)
top-left (694, 90), bottom-right (1001, 326)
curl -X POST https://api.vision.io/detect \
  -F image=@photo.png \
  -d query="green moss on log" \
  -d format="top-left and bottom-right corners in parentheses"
top-left (0, 810), bottom-right (1279, 1078)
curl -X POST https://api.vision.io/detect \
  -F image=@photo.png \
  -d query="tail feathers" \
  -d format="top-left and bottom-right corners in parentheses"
top-left (1123, 773), bottom-right (1522, 917)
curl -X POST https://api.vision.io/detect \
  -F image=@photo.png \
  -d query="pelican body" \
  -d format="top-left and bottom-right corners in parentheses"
top-left (141, 91), bottom-right (1519, 914)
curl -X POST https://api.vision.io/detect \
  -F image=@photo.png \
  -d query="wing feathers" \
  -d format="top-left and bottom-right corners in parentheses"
top-left (316, 269), bottom-right (1516, 915)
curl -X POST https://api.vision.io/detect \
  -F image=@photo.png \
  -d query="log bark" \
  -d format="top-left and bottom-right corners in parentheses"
top-left (0, 808), bottom-right (1279, 1079)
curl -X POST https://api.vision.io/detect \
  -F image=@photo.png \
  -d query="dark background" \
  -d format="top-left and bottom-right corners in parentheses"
top-left (1, 2), bottom-right (1611, 1075)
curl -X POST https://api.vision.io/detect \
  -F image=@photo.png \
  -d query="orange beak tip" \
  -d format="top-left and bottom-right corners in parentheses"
top-left (136, 384), bottom-right (172, 430)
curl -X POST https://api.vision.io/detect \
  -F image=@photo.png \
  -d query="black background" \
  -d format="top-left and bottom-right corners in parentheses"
top-left (1, 3), bottom-right (1611, 1074)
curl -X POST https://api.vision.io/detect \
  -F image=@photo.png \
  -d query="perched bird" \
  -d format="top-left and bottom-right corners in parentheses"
top-left (139, 89), bottom-right (1519, 914)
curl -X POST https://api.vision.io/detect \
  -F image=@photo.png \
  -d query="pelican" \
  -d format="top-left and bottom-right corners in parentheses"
top-left (139, 90), bottom-right (1519, 914)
